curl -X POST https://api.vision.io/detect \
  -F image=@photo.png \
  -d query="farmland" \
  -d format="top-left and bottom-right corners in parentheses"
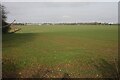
top-left (2, 24), bottom-right (118, 78)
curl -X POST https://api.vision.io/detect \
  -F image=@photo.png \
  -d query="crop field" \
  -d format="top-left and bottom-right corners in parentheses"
top-left (2, 25), bottom-right (118, 78)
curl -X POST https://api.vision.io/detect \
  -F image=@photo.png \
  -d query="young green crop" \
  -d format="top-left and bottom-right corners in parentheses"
top-left (3, 25), bottom-right (118, 78)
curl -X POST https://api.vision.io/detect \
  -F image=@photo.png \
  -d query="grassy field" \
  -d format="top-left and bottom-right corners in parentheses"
top-left (3, 25), bottom-right (118, 78)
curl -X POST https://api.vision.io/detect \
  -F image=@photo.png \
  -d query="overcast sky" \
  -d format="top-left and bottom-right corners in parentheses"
top-left (2, 0), bottom-right (120, 2)
top-left (3, 2), bottom-right (118, 23)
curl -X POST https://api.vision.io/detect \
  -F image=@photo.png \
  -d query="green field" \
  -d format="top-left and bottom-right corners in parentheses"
top-left (3, 25), bottom-right (118, 78)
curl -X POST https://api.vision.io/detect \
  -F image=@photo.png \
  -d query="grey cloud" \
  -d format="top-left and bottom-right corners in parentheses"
top-left (3, 2), bottom-right (118, 23)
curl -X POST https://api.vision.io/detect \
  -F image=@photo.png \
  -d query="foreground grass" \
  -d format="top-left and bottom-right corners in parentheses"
top-left (3, 25), bottom-right (118, 78)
